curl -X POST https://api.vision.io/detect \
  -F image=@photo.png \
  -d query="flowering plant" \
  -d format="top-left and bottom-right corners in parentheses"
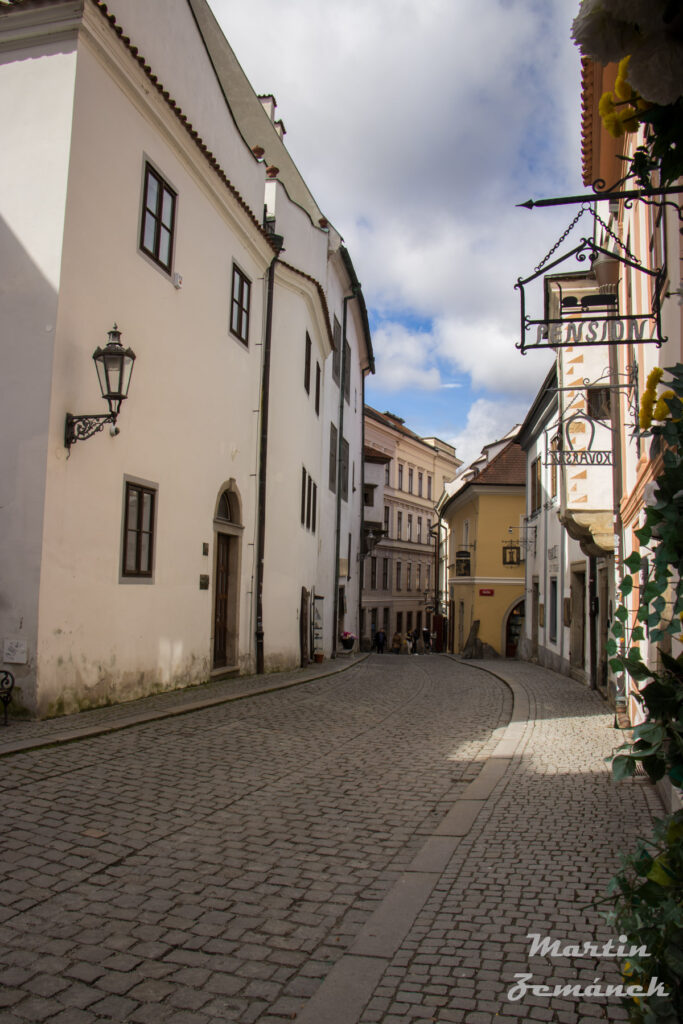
top-left (571, 1), bottom-right (683, 186)
top-left (340, 631), bottom-right (357, 640)
top-left (603, 363), bottom-right (683, 1022)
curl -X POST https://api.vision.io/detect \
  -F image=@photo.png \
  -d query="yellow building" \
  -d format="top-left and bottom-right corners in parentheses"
top-left (438, 435), bottom-right (526, 657)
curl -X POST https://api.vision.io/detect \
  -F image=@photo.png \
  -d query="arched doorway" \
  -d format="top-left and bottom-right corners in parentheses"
top-left (504, 600), bottom-right (525, 658)
top-left (213, 484), bottom-right (243, 670)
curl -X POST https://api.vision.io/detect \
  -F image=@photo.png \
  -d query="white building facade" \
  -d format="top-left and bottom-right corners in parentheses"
top-left (0, 0), bottom-right (372, 715)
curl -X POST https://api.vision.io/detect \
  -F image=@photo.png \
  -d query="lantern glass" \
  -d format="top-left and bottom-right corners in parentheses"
top-left (93, 325), bottom-right (136, 419)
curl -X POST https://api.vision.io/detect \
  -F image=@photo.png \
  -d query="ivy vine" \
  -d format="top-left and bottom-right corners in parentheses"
top-left (605, 363), bottom-right (683, 1022)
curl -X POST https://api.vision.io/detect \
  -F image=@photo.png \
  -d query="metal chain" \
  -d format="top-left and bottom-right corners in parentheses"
top-left (534, 204), bottom-right (590, 274)
top-left (593, 208), bottom-right (640, 263)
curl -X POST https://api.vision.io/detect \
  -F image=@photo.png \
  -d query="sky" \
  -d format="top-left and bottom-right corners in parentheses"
top-left (208, 0), bottom-right (586, 466)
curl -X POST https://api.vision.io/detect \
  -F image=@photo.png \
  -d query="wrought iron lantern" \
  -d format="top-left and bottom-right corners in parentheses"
top-left (65, 325), bottom-right (136, 451)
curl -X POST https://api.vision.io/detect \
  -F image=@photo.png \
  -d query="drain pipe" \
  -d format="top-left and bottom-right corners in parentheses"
top-left (255, 238), bottom-right (283, 674)
top-left (331, 290), bottom-right (356, 657)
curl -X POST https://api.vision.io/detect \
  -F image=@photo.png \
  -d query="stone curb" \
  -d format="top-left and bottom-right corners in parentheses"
top-left (292, 657), bottom-right (528, 1024)
top-left (0, 653), bottom-right (370, 757)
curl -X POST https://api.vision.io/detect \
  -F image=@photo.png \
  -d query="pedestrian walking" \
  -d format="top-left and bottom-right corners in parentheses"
top-left (411, 628), bottom-right (418, 654)
top-left (376, 628), bottom-right (386, 653)
top-left (422, 627), bottom-right (431, 653)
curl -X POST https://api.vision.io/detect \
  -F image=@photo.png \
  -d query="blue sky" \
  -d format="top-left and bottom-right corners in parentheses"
top-left (210, 0), bottom-right (586, 465)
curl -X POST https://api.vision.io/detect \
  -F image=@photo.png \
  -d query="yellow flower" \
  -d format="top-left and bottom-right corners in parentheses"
top-left (653, 389), bottom-right (675, 421)
top-left (646, 366), bottom-right (664, 390)
top-left (599, 91), bottom-right (616, 118)
top-left (639, 390), bottom-right (655, 429)
top-left (614, 56), bottom-right (633, 102)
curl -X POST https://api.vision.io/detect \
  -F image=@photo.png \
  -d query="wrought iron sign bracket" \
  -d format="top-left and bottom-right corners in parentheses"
top-left (65, 412), bottom-right (118, 450)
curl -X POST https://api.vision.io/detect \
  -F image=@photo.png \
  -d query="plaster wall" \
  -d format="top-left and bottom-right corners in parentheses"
top-left (35, 33), bottom-right (270, 714)
top-left (261, 279), bottom-right (327, 670)
top-left (104, 0), bottom-right (266, 217)
top-left (0, 36), bottom-right (79, 712)
top-left (265, 180), bottom-right (328, 283)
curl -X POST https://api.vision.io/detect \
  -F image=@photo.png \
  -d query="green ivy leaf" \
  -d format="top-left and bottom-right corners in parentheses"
top-left (613, 756), bottom-right (637, 781)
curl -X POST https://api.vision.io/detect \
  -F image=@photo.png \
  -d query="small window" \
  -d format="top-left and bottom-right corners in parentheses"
top-left (586, 386), bottom-right (611, 420)
top-left (397, 511), bottom-right (402, 539)
top-left (396, 561), bottom-right (402, 591)
top-left (329, 423), bottom-right (337, 492)
top-left (455, 550), bottom-right (471, 577)
top-left (418, 472), bottom-right (423, 497)
top-left (385, 461), bottom-right (390, 485)
top-left (398, 464), bottom-right (404, 490)
top-left (530, 457), bottom-right (542, 514)
top-left (304, 332), bottom-right (312, 394)
top-left (301, 468), bottom-right (316, 532)
top-left (140, 164), bottom-right (176, 273)
top-left (230, 264), bottom-right (251, 345)
top-left (332, 316), bottom-right (341, 384)
top-left (370, 557), bottom-right (377, 589)
top-left (122, 481), bottom-right (156, 578)
top-left (382, 558), bottom-right (389, 590)
top-left (427, 476), bottom-right (432, 500)
top-left (341, 438), bottom-right (349, 502)
top-left (408, 468), bottom-right (414, 494)
top-left (343, 340), bottom-right (351, 402)
top-left (217, 491), bottom-right (234, 522)
top-left (315, 363), bottom-right (321, 415)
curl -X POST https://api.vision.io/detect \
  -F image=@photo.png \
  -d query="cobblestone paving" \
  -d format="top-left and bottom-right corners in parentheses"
top-left (355, 660), bottom-right (658, 1024)
top-left (0, 655), bottom-right (510, 1024)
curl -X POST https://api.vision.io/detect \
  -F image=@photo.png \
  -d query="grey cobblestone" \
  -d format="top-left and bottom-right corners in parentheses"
top-left (0, 656), bottom-right (655, 1022)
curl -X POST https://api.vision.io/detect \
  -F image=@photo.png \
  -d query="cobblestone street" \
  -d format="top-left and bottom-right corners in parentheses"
top-left (0, 655), bottom-right (658, 1023)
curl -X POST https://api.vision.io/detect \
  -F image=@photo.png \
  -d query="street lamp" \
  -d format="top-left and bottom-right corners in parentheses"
top-left (65, 325), bottom-right (136, 451)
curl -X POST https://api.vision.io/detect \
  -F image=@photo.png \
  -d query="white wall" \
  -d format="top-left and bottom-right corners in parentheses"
top-left (0, 35), bottom-right (79, 712)
top-left (34, 30), bottom-right (272, 714)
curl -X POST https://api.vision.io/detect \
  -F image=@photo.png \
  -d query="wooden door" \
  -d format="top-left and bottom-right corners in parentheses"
top-left (214, 533), bottom-right (230, 667)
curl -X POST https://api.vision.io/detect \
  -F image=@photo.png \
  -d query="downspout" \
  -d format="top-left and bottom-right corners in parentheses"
top-left (358, 372), bottom-right (367, 643)
top-left (332, 290), bottom-right (356, 656)
top-left (255, 238), bottom-right (283, 675)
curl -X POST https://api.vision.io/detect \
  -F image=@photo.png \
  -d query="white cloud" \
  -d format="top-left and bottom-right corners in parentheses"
top-left (447, 396), bottom-right (531, 467)
top-left (370, 321), bottom-right (443, 392)
top-left (209, 0), bottom-right (586, 431)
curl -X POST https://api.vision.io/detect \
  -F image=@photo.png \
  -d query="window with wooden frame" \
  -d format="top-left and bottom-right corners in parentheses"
top-left (343, 340), bottom-right (351, 402)
top-left (329, 423), bottom-right (338, 492)
top-left (332, 316), bottom-right (341, 384)
top-left (340, 438), bottom-right (350, 502)
top-left (122, 481), bottom-right (156, 578)
top-left (304, 332), bottom-right (312, 394)
top-left (586, 386), bottom-right (611, 421)
top-left (530, 456), bottom-right (542, 514)
top-left (139, 163), bottom-right (176, 273)
top-left (230, 264), bottom-right (251, 345)
top-left (301, 468), bottom-right (316, 532)
top-left (549, 435), bottom-right (560, 499)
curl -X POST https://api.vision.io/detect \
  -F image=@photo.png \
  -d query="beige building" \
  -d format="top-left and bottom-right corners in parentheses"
top-left (361, 407), bottom-right (460, 648)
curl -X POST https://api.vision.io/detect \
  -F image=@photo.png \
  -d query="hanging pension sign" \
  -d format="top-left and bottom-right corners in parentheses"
top-left (536, 316), bottom-right (654, 348)
top-left (515, 235), bottom-right (666, 354)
